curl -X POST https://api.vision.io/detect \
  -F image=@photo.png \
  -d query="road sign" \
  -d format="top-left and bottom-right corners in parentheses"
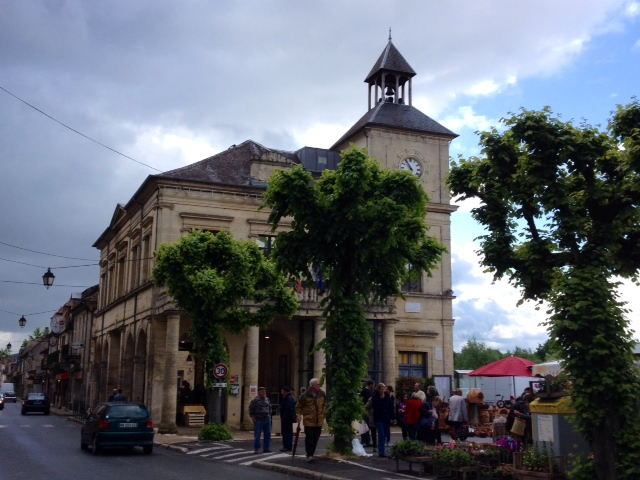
top-left (213, 363), bottom-right (228, 379)
top-left (213, 382), bottom-right (227, 388)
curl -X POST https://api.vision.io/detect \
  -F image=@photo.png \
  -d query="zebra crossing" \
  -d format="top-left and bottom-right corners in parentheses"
top-left (183, 442), bottom-right (292, 465)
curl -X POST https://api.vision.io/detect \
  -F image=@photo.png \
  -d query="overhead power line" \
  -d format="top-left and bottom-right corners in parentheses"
top-left (0, 308), bottom-right (58, 317)
top-left (0, 280), bottom-right (92, 288)
top-left (0, 85), bottom-right (162, 172)
top-left (0, 257), bottom-right (98, 269)
top-left (0, 240), bottom-right (96, 261)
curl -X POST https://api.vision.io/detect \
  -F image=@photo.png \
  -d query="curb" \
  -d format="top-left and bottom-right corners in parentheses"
top-left (157, 443), bottom-right (190, 453)
top-left (254, 461), bottom-right (348, 480)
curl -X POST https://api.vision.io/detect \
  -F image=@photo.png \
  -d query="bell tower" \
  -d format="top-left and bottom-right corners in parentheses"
top-left (365, 30), bottom-right (416, 110)
top-left (331, 36), bottom-right (458, 204)
top-left (330, 36), bottom-right (458, 382)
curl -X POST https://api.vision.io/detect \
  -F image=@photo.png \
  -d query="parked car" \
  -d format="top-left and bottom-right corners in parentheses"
top-left (21, 393), bottom-right (50, 415)
top-left (80, 402), bottom-right (154, 455)
top-left (0, 393), bottom-right (4, 410)
top-left (3, 392), bottom-right (16, 403)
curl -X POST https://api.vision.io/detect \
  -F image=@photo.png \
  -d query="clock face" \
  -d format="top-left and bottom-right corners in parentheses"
top-left (400, 158), bottom-right (422, 177)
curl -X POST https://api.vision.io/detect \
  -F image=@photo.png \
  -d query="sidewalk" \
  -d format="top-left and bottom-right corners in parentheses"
top-left (51, 405), bottom-right (494, 480)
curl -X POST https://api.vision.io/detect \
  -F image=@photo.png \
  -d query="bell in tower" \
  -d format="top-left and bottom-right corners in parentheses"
top-left (365, 33), bottom-right (416, 110)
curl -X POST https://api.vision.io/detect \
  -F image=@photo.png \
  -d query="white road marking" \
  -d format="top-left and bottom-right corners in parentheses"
top-left (238, 453), bottom-right (289, 465)
top-left (187, 444), bottom-right (232, 455)
top-left (338, 459), bottom-right (419, 479)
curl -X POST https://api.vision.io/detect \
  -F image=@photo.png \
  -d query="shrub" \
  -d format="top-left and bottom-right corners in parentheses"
top-left (198, 423), bottom-right (233, 441)
top-left (522, 443), bottom-right (557, 472)
top-left (387, 439), bottom-right (426, 460)
top-left (435, 444), bottom-right (474, 467)
top-left (493, 463), bottom-right (514, 479)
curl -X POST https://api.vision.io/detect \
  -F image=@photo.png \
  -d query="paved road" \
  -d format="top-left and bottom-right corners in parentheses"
top-left (45, 403), bottom-right (496, 480)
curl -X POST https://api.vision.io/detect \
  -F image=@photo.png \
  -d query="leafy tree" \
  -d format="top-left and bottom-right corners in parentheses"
top-left (263, 146), bottom-right (445, 453)
top-left (152, 230), bottom-right (299, 400)
top-left (533, 339), bottom-right (558, 362)
top-left (447, 100), bottom-right (640, 480)
top-left (0, 347), bottom-right (10, 357)
top-left (504, 346), bottom-right (541, 363)
top-left (454, 338), bottom-right (502, 370)
top-left (28, 327), bottom-right (45, 341)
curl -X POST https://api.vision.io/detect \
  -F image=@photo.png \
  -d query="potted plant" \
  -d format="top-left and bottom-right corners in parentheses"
top-left (387, 439), bottom-right (425, 461)
top-left (513, 443), bottom-right (567, 480)
top-left (435, 444), bottom-right (475, 468)
top-left (494, 463), bottom-right (514, 479)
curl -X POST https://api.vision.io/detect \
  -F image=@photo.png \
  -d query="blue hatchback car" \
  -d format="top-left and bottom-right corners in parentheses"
top-left (80, 402), bottom-right (155, 455)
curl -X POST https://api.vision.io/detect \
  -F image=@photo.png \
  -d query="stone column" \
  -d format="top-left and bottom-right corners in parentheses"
top-left (242, 326), bottom-right (259, 430)
top-left (313, 318), bottom-right (326, 382)
top-left (382, 319), bottom-right (397, 388)
top-left (158, 312), bottom-right (180, 433)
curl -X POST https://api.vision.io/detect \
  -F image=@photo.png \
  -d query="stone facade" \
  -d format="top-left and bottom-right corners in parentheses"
top-left (88, 39), bottom-right (458, 429)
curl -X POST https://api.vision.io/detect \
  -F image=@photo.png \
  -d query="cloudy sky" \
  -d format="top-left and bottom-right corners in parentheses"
top-left (1, 1), bottom-right (639, 355)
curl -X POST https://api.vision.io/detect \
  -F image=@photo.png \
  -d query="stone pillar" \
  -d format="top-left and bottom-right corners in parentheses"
top-left (382, 320), bottom-right (397, 388)
top-left (313, 318), bottom-right (326, 382)
top-left (158, 313), bottom-right (180, 434)
top-left (242, 326), bottom-right (260, 430)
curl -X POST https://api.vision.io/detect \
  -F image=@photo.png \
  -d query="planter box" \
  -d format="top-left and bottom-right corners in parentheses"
top-left (395, 454), bottom-right (433, 474)
top-left (436, 465), bottom-right (480, 479)
top-left (513, 452), bottom-right (567, 480)
top-left (513, 471), bottom-right (566, 480)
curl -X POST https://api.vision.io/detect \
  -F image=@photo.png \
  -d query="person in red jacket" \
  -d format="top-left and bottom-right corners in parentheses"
top-left (404, 393), bottom-right (423, 440)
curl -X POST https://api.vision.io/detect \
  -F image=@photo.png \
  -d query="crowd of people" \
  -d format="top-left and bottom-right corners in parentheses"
top-left (247, 379), bottom-right (535, 462)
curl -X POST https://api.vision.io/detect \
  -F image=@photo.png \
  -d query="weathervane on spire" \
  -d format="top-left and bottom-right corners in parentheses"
top-left (389, 28), bottom-right (392, 42)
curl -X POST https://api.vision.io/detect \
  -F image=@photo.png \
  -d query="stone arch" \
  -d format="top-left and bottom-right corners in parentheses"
top-left (122, 332), bottom-right (135, 399)
top-left (133, 329), bottom-right (148, 403)
top-left (101, 340), bottom-right (110, 402)
top-left (108, 333), bottom-right (121, 393)
top-left (258, 326), bottom-right (295, 404)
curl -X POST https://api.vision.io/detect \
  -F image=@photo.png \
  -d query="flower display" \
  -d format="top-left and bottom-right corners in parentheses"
top-left (387, 439), bottom-right (426, 460)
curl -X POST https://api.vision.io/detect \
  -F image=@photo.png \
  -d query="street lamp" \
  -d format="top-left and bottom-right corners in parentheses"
top-left (6, 342), bottom-right (11, 351)
top-left (19, 316), bottom-right (26, 328)
top-left (43, 268), bottom-right (55, 289)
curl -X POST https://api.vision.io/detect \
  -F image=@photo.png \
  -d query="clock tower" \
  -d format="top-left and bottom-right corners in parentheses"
top-left (331, 35), bottom-right (458, 205)
top-left (331, 35), bottom-right (458, 384)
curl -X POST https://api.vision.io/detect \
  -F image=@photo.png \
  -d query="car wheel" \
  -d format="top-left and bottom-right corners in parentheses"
top-left (81, 436), bottom-right (89, 451)
top-left (21, 409), bottom-right (26, 415)
top-left (92, 437), bottom-right (101, 456)
top-left (44, 409), bottom-right (50, 415)
top-left (143, 445), bottom-right (153, 455)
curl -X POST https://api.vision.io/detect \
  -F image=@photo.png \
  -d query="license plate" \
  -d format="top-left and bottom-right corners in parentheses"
top-left (119, 423), bottom-right (137, 428)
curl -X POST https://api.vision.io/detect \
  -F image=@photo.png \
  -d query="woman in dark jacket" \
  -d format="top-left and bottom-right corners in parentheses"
top-left (418, 400), bottom-right (437, 445)
top-left (506, 393), bottom-right (534, 444)
top-left (370, 383), bottom-right (395, 457)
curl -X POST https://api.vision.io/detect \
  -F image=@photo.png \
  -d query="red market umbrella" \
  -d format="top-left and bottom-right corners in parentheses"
top-left (467, 356), bottom-right (536, 378)
top-left (467, 356), bottom-right (536, 400)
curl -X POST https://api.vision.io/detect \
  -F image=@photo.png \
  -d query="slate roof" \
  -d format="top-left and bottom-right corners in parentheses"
top-left (365, 40), bottom-right (416, 83)
top-left (158, 140), bottom-right (299, 187)
top-left (331, 101), bottom-right (458, 150)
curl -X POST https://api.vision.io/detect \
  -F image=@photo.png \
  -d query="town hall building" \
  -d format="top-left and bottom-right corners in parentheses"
top-left (90, 38), bottom-right (458, 430)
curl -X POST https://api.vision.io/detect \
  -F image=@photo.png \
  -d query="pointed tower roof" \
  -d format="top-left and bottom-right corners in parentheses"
top-left (332, 37), bottom-right (457, 150)
top-left (365, 37), bottom-right (416, 84)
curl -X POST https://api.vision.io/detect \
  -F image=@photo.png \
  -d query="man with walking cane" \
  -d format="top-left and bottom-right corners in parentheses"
top-left (295, 378), bottom-right (327, 463)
